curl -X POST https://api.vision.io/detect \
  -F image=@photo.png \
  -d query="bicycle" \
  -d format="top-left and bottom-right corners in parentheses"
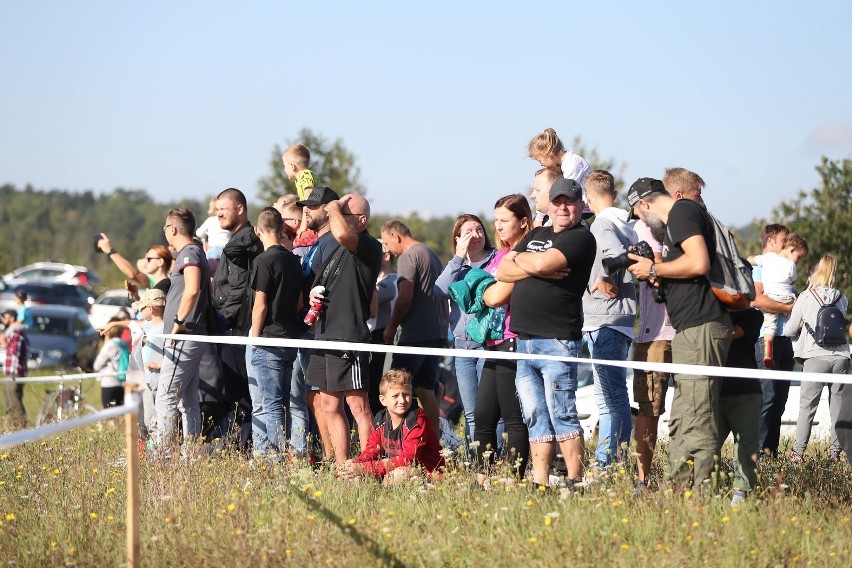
top-left (35, 364), bottom-right (100, 427)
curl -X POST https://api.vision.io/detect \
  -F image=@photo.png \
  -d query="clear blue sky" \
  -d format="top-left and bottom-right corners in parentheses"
top-left (2, 1), bottom-right (850, 228)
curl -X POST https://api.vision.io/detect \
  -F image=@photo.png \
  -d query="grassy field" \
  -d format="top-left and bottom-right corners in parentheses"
top-left (1, 405), bottom-right (851, 568)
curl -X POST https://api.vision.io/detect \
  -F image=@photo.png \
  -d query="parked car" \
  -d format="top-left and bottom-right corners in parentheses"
top-left (0, 282), bottom-right (96, 313)
top-left (3, 261), bottom-right (100, 287)
top-left (89, 289), bottom-right (134, 330)
top-left (0, 305), bottom-right (100, 371)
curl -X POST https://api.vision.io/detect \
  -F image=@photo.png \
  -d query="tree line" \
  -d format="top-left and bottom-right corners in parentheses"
top-left (1, 129), bottom-right (848, 296)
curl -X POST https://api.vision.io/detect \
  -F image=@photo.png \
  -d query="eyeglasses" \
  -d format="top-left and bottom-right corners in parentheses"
top-left (145, 256), bottom-right (160, 262)
top-left (162, 224), bottom-right (173, 232)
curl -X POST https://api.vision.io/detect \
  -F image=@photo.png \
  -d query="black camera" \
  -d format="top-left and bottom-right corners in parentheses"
top-left (93, 234), bottom-right (103, 253)
top-left (601, 240), bottom-right (655, 275)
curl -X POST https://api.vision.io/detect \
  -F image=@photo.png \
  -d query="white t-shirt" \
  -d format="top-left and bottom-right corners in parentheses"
top-left (195, 216), bottom-right (232, 249)
top-left (753, 252), bottom-right (797, 298)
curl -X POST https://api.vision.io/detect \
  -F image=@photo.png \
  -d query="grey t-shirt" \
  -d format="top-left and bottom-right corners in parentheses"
top-left (163, 242), bottom-right (210, 334)
top-left (397, 243), bottom-right (448, 343)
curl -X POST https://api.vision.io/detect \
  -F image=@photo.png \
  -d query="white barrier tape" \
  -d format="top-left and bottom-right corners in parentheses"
top-left (0, 395), bottom-right (139, 451)
top-left (158, 333), bottom-right (852, 386)
top-left (0, 371), bottom-right (118, 385)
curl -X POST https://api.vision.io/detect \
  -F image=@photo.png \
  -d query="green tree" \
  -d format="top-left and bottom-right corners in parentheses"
top-left (257, 128), bottom-right (365, 204)
top-left (761, 157), bottom-right (852, 293)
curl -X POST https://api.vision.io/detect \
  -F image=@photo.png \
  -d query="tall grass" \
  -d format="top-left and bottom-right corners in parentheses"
top-left (0, 422), bottom-right (850, 567)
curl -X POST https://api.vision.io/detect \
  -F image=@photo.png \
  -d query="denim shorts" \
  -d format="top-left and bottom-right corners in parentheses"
top-left (515, 336), bottom-right (582, 444)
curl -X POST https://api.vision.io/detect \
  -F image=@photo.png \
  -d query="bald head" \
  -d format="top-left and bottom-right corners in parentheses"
top-left (340, 194), bottom-right (370, 232)
top-left (345, 194), bottom-right (370, 218)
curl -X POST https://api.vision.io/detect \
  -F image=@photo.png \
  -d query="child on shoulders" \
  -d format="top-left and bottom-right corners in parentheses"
top-left (748, 232), bottom-right (809, 368)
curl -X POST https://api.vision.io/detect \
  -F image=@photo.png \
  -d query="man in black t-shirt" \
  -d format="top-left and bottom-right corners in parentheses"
top-left (626, 177), bottom-right (733, 491)
top-left (497, 179), bottom-right (596, 488)
top-left (305, 192), bottom-right (382, 464)
top-left (248, 207), bottom-right (305, 457)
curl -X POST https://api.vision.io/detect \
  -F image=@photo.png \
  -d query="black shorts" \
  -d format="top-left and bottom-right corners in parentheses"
top-left (306, 349), bottom-right (369, 392)
top-left (391, 339), bottom-right (445, 391)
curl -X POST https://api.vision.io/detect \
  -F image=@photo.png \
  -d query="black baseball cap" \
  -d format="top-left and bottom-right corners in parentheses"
top-left (2, 309), bottom-right (16, 319)
top-left (626, 178), bottom-right (667, 218)
top-left (296, 186), bottom-right (339, 207)
top-left (549, 178), bottom-right (583, 202)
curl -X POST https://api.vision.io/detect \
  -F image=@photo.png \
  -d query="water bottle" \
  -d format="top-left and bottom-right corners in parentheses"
top-left (303, 286), bottom-right (326, 325)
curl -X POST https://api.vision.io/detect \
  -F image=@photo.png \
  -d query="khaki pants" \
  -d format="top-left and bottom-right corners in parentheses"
top-left (668, 313), bottom-right (732, 490)
top-left (3, 383), bottom-right (27, 428)
top-left (718, 393), bottom-right (762, 492)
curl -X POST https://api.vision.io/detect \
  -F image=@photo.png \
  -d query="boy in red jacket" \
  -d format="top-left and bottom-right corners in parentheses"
top-left (341, 369), bottom-right (444, 484)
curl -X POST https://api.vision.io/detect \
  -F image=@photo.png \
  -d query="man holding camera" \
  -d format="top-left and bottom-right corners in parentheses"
top-left (496, 178), bottom-right (596, 488)
top-left (581, 170), bottom-right (637, 474)
top-left (626, 177), bottom-right (732, 491)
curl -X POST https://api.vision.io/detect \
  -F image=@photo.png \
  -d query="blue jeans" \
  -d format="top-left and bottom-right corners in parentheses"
top-left (756, 336), bottom-right (794, 454)
top-left (453, 347), bottom-right (485, 442)
top-left (515, 337), bottom-right (582, 443)
top-left (287, 350), bottom-right (309, 456)
top-left (585, 328), bottom-right (632, 466)
top-left (249, 345), bottom-right (297, 455)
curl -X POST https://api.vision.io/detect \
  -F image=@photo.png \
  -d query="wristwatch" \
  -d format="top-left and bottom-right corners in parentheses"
top-left (649, 262), bottom-right (657, 280)
top-left (106, 248), bottom-right (117, 256)
top-left (510, 251), bottom-right (520, 262)
top-left (174, 316), bottom-right (185, 325)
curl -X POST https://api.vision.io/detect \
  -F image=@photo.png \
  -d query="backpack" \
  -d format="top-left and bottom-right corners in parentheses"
top-left (112, 338), bottom-right (130, 382)
top-left (803, 290), bottom-right (848, 346)
top-left (706, 212), bottom-right (755, 311)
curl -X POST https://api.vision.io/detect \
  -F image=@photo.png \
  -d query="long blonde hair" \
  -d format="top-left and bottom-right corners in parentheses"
top-left (528, 128), bottom-right (565, 160)
top-left (808, 254), bottom-right (837, 289)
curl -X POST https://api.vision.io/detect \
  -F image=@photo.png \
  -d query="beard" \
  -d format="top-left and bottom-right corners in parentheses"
top-left (644, 211), bottom-right (667, 245)
top-left (307, 214), bottom-right (327, 232)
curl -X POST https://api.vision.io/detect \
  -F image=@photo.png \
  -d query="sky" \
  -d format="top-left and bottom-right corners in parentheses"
top-left (2, 1), bottom-right (851, 228)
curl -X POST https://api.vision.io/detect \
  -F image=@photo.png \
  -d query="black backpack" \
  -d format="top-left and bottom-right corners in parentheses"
top-left (803, 290), bottom-right (848, 347)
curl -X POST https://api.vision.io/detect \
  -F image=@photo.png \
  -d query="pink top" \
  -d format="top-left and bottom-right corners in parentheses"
top-left (484, 248), bottom-right (517, 346)
top-left (634, 220), bottom-right (675, 343)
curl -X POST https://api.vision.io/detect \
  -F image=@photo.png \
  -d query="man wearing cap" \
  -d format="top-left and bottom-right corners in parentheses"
top-left (496, 178), bottom-right (596, 488)
top-left (300, 187), bottom-right (382, 464)
top-left (2, 309), bottom-right (29, 428)
top-left (131, 288), bottom-right (167, 443)
top-left (626, 177), bottom-right (732, 491)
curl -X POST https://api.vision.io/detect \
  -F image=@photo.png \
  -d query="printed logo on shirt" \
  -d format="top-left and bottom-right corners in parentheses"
top-left (525, 239), bottom-right (553, 253)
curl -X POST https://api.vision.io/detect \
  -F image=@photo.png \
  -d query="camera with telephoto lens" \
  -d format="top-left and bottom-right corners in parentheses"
top-left (601, 240), bottom-right (655, 275)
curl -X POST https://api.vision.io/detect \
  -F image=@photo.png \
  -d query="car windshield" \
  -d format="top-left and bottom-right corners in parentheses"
top-left (97, 295), bottom-right (131, 307)
top-left (31, 315), bottom-right (73, 336)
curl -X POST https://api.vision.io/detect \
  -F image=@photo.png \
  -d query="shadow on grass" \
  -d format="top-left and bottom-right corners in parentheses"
top-left (292, 487), bottom-right (406, 567)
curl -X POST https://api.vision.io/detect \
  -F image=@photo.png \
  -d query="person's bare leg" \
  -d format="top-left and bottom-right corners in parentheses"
top-left (320, 391), bottom-right (350, 463)
top-left (635, 415), bottom-right (659, 484)
top-left (345, 390), bottom-right (373, 453)
top-left (307, 390), bottom-right (333, 460)
top-left (415, 386), bottom-right (441, 438)
top-left (557, 436), bottom-right (584, 481)
top-left (530, 442), bottom-right (555, 486)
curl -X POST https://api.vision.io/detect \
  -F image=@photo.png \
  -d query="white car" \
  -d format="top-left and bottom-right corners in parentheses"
top-left (88, 289), bottom-right (134, 330)
top-left (3, 261), bottom-right (100, 287)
